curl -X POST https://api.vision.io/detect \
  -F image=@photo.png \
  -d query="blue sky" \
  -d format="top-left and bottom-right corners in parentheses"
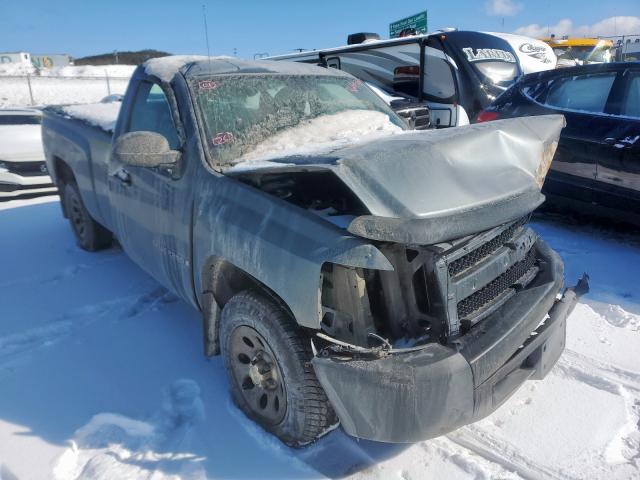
top-left (2, 0), bottom-right (639, 58)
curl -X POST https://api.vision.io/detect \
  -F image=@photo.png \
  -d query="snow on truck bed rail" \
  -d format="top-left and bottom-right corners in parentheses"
top-left (60, 101), bottom-right (121, 132)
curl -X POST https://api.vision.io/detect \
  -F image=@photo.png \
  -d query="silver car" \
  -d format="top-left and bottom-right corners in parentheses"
top-left (0, 109), bottom-right (56, 198)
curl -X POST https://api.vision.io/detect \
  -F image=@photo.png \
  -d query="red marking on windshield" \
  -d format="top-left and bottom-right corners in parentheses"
top-left (199, 80), bottom-right (219, 90)
top-left (347, 79), bottom-right (363, 92)
top-left (212, 132), bottom-right (234, 146)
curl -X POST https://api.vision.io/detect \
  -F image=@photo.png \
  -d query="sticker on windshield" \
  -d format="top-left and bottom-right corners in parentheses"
top-left (199, 80), bottom-right (219, 90)
top-left (347, 79), bottom-right (363, 92)
top-left (462, 47), bottom-right (516, 63)
top-left (212, 132), bottom-right (234, 146)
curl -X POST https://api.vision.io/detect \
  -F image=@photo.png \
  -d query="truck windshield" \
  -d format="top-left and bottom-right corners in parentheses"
top-left (191, 74), bottom-right (406, 166)
top-left (553, 45), bottom-right (612, 63)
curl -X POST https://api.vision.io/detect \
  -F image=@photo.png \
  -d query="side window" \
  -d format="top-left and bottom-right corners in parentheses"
top-left (544, 72), bottom-right (616, 113)
top-left (621, 73), bottom-right (640, 118)
top-left (424, 57), bottom-right (456, 100)
top-left (128, 82), bottom-right (180, 149)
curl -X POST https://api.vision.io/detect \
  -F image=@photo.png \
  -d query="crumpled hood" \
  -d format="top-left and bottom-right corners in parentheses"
top-left (230, 115), bottom-right (565, 244)
top-left (332, 115), bottom-right (563, 218)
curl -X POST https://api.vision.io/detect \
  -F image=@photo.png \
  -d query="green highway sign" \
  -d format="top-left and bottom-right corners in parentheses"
top-left (389, 11), bottom-right (428, 38)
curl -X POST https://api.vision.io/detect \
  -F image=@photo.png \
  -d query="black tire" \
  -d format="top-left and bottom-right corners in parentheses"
top-left (220, 290), bottom-right (336, 447)
top-left (62, 182), bottom-right (112, 251)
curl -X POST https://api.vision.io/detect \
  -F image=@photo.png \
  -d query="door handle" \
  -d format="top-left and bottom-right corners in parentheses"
top-left (605, 136), bottom-right (639, 149)
top-left (111, 168), bottom-right (131, 185)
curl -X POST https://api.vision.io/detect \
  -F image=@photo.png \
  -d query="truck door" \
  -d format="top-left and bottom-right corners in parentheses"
top-left (108, 79), bottom-right (195, 303)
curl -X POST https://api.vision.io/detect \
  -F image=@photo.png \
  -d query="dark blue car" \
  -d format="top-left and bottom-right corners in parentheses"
top-left (477, 62), bottom-right (640, 225)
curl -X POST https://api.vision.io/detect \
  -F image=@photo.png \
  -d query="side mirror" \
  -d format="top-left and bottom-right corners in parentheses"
top-left (114, 131), bottom-right (180, 168)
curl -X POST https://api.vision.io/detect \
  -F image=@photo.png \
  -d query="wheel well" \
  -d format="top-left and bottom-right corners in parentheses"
top-left (202, 256), bottom-right (293, 314)
top-left (53, 157), bottom-right (76, 218)
top-left (53, 157), bottom-right (76, 187)
top-left (200, 256), bottom-right (298, 356)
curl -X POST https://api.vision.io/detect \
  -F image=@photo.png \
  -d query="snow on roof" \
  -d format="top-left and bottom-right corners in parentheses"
top-left (61, 101), bottom-right (121, 132)
top-left (144, 55), bottom-right (349, 82)
top-left (144, 55), bottom-right (214, 82)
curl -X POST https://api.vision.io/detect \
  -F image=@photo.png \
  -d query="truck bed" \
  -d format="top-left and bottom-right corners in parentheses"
top-left (42, 104), bottom-right (117, 230)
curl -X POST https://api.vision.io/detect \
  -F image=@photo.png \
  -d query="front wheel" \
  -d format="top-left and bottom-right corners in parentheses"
top-left (220, 290), bottom-right (336, 446)
top-left (62, 182), bottom-right (112, 251)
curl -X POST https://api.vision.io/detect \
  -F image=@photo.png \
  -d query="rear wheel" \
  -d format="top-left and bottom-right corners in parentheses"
top-left (220, 290), bottom-right (336, 446)
top-left (62, 182), bottom-right (112, 251)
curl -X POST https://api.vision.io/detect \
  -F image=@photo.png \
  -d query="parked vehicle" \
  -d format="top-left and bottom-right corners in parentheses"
top-left (486, 32), bottom-right (557, 72)
top-left (614, 36), bottom-right (640, 62)
top-left (542, 37), bottom-right (614, 67)
top-left (477, 62), bottom-right (640, 224)
top-left (0, 109), bottom-right (56, 199)
top-left (268, 30), bottom-right (531, 127)
top-left (42, 56), bottom-right (587, 446)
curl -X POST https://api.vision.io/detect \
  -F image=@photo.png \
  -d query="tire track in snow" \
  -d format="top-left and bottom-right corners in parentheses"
top-left (557, 349), bottom-right (640, 393)
top-left (557, 349), bottom-right (640, 467)
top-left (446, 428), bottom-right (574, 480)
top-left (0, 255), bottom-right (121, 290)
top-left (443, 347), bottom-right (640, 480)
top-left (0, 287), bottom-right (170, 368)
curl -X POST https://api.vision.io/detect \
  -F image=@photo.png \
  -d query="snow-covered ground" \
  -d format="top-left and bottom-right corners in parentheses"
top-left (0, 195), bottom-right (638, 480)
top-left (0, 65), bottom-right (134, 108)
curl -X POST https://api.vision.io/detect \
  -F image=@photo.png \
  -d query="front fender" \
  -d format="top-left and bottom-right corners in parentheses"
top-left (193, 175), bottom-right (392, 329)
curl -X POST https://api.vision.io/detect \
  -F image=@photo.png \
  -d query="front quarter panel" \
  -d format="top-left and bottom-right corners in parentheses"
top-left (192, 174), bottom-right (392, 329)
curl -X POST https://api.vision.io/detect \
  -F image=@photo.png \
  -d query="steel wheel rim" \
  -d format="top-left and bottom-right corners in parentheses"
top-left (68, 193), bottom-right (87, 241)
top-left (228, 325), bottom-right (287, 425)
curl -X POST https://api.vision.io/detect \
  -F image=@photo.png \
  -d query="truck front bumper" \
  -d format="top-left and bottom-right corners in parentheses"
top-left (312, 241), bottom-right (588, 443)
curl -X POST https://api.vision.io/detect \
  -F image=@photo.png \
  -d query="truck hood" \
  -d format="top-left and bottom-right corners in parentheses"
top-left (229, 115), bottom-right (565, 244)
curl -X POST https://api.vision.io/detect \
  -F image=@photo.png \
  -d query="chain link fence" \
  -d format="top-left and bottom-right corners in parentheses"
top-left (0, 73), bottom-right (132, 107)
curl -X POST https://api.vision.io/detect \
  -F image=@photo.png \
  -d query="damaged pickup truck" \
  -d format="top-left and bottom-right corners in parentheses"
top-left (42, 56), bottom-right (588, 446)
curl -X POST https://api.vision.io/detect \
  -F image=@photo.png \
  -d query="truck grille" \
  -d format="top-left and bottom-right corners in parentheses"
top-left (394, 106), bottom-right (431, 130)
top-left (448, 216), bottom-right (529, 277)
top-left (457, 248), bottom-right (537, 321)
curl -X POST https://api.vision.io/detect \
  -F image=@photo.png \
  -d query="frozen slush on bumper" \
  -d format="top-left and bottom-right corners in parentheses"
top-left (312, 242), bottom-right (588, 442)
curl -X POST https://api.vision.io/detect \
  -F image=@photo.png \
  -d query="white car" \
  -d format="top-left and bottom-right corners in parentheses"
top-left (0, 109), bottom-right (56, 198)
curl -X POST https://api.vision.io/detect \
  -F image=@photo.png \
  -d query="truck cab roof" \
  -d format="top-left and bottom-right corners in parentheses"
top-left (143, 55), bottom-right (350, 83)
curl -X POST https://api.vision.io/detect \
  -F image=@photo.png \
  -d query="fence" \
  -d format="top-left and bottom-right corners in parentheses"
top-left (0, 73), bottom-right (132, 107)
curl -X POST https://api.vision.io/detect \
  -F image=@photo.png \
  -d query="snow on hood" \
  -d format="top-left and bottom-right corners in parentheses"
top-left (229, 110), bottom-right (404, 168)
top-left (61, 102), bottom-right (121, 132)
top-left (0, 125), bottom-right (44, 161)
